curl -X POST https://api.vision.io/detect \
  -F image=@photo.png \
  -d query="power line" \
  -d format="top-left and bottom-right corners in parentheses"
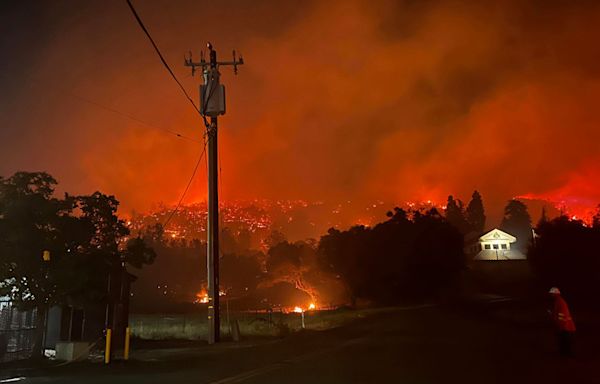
top-left (0, 72), bottom-right (203, 145)
top-left (66, 91), bottom-right (203, 144)
top-left (162, 139), bottom-right (208, 229)
top-left (124, 0), bottom-right (213, 230)
top-left (124, 0), bottom-right (210, 129)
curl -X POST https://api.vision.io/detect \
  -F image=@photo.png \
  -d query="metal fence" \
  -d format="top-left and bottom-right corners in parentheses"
top-left (0, 300), bottom-right (37, 363)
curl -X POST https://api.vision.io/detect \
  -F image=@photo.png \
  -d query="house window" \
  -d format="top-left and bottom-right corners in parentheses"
top-left (501, 244), bottom-right (507, 250)
top-left (484, 244), bottom-right (491, 250)
top-left (493, 244), bottom-right (499, 249)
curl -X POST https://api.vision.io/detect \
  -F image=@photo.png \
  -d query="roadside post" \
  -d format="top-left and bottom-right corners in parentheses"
top-left (124, 327), bottom-right (131, 361)
top-left (104, 328), bottom-right (112, 364)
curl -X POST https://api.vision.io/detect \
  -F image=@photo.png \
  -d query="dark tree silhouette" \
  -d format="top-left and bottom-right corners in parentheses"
top-left (538, 206), bottom-right (549, 228)
top-left (445, 195), bottom-right (469, 234)
top-left (529, 215), bottom-right (600, 300)
top-left (466, 190), bottom-right (486, 234)
top-left (500, 199), bottom-right (532, 252)
top-left (319, 208), bottom-right (464, 305)
top-left (265, 229), bottom-right (287, 248)
top-left (593, 204), bottom-right (600, 229)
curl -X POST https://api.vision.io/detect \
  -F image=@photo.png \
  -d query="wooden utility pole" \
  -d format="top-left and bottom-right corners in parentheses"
top-left (185, 43), bottom-right (243, 344)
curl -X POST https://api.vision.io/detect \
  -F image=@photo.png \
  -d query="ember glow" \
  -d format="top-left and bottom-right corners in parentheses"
top-left (194, 288), bottom-right (226, 304)
top-left (2, 1), bottom-right (600, 224)
top-left (286, 303), bottom-right (317, 314)
top-left (194, 289), bottom-right (209, 304)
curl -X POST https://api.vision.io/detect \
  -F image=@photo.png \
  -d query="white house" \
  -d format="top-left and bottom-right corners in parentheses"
top-left (468, 228), bottom-right (526, 261)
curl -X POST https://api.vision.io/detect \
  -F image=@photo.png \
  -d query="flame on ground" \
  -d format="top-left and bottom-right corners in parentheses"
top-left (194, 288), bottom-right (227, 304)
top-left (194, 289), bottom-right (209, 304)
top-left (291, 302), bottom-right (317, 313)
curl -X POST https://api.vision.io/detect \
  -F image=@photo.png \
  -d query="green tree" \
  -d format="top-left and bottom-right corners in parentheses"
top-left (465, 190), bottom-right (486, 234)
top-left (500, 199), bottom-right (532, 252)
top-left (0, 172), bottom-right (75, 356)
top-left (0, 172), bottom-right (155, 358)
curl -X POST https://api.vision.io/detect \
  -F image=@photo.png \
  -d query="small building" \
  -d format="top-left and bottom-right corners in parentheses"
top-left (466, 228), bottom-right (526, 261)
top-left (1, 266), bottom-right (135, 362)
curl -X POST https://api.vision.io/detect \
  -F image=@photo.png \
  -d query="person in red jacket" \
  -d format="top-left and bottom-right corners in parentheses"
top-left (549, 287), bottom-right (576, 356)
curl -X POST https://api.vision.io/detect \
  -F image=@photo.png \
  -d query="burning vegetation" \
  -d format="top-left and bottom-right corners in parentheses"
top-left (128, 190), bottom-right (600, 313)
top-left (130, 204), bottom-right (466, 312)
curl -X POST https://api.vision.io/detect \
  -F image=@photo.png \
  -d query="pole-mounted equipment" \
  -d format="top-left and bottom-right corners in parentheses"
top-left (184, 42), bottom-right (243, 345)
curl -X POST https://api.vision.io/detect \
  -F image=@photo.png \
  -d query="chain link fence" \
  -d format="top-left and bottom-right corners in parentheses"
top-left (0, 300), bottom-right (37, 363)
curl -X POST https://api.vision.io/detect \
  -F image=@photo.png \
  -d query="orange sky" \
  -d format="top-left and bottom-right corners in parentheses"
top-left (1, 0), bottom-right (600, 221)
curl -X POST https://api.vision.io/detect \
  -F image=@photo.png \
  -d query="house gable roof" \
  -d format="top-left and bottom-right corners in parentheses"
top-left (479, 228), bottom-right (516, 243)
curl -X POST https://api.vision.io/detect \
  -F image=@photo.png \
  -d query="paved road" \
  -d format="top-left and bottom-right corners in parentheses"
top-left (3, 302), bottom-right (599, 384)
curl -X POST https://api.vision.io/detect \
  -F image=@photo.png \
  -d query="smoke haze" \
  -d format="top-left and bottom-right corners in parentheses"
top-left (2, 0), bottom-right (600, 221)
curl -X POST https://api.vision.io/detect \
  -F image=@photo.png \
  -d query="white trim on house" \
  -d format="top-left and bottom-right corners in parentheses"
top-left (469, 228), bottom-right (526, 261)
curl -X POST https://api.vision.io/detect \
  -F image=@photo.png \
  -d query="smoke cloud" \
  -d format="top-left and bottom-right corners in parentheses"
top-left (2, 0), bottom-right (600, 221)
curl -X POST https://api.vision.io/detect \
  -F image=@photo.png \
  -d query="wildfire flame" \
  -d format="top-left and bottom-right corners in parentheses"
top-left (194, 288), bottom-right (226, 304)
top-left (292, 303), bottom-right (316, 313)
top-left (195, 289), bottom-right (209, 304)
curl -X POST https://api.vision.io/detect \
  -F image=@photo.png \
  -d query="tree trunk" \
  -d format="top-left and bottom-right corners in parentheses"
top-left (30, 306), bottom-right (47, 360)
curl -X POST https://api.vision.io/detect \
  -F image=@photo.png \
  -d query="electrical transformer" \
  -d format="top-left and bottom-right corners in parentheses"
top-left (200, 68), bottom-right (226, 116)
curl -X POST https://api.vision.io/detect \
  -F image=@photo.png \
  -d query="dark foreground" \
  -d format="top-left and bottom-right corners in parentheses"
top-left (2, 300), bottom-right (599, 384)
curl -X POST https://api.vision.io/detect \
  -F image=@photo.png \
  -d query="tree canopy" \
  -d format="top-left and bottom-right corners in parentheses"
top-left (444, 195), bottom-right (470, 235)
top-left (500, 199), bottom-right (532, 252)
top-left (319, 208), bottom-right (464, 304)
top-left (529, 215), bottom-right (600, 301)
top-left (0, 172), bottom-right (155, 312)
top-left (466, 190), bottom-right (486, 234)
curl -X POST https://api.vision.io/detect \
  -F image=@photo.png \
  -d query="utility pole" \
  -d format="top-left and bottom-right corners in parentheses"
top-left (185, 42), bottom-right (243, 344)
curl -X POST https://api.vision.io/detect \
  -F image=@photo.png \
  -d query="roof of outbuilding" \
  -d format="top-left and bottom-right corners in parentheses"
top-left (479, 228), bottom-right (516, 243)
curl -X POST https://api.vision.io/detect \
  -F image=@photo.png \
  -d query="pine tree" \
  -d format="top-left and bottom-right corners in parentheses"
top-left (537, 206), bottom-right (549, 228)
top-left (466, 190), bottom-right (486, 234)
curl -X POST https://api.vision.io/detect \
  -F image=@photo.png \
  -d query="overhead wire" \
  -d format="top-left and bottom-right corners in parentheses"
top-left (66, 90), bottom-right (204, 144)
top-left (124, 0), bottom-right (210, 130)
top-left (124, 0), bottom-right (213, 229)
top-left (0, 72), bottom-right (203, 145)
top-left (162, 139), bottom-right (208, 229)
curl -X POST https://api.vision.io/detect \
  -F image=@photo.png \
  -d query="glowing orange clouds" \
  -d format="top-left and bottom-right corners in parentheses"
top-left (2, 1), bottom-right (600, 220)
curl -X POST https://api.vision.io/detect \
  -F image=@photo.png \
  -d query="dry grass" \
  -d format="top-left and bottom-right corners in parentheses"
top-left (130, 307), bottom-right (391, 341)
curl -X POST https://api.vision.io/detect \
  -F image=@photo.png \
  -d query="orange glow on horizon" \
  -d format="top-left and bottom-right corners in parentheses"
top-left (5, 1), bottom-right (600, 224)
